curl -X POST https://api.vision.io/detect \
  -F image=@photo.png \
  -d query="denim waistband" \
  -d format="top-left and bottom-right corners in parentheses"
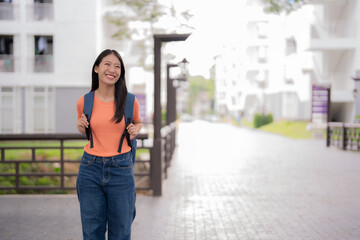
top-left (83, 151), bottom-right (131, 161)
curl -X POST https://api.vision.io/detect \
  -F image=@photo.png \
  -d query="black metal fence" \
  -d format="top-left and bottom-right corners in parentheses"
top-left (0, 129), bottom-right (177, 194)
top-left (162, 122), bottom-right (177, 179)
top-left (327, 122), bottom-right (360, 151)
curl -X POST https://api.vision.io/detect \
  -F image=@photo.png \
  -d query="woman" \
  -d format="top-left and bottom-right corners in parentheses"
top-left (76, 49), bottom-right (142, 240)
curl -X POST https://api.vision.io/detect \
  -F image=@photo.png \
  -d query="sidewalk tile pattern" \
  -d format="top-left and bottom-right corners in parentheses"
top-left (1, 121), bottom-right (360, 240)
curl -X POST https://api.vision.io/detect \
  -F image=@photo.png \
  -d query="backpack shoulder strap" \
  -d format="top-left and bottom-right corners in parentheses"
top-left (117, 92), bottom-right (135, 154)
top-left (84, 91), bottom-right (94, 148)
top-left (125, 93), bottom-right (137, 164)
top-left (124, 92), bottom-right (135, 125)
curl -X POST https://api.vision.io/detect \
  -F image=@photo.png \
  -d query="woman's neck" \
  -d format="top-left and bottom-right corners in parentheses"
top-left (96, 86), bottom-right (115, 102)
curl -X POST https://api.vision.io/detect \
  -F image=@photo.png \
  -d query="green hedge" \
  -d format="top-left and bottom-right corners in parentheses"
top-left (254, 113), bottom-right (273, 128)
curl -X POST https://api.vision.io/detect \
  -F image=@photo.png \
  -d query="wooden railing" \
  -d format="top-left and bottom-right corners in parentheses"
top-left (0, 125), bottom-right (177, 195)
top-left (0, 133), bottom-right (151, 193)
top-left (161, 122), bottom-right (177, 179)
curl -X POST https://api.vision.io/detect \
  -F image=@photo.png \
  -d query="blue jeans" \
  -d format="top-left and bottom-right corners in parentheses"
top-left (76, 151), bottom-right (136, 240)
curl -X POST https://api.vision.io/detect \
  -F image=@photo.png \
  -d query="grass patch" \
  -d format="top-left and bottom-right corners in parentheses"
top-left (258, 121), bottom-right (313, 139)
top-left (0, 140), bottom-right (85, 161)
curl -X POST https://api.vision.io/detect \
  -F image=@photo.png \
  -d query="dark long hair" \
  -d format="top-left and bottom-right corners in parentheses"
top-left (91, 49), bottom-right (128, 123)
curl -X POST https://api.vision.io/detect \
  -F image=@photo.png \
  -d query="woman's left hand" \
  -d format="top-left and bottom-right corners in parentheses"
top-left (126, 123), bottom-right (141, 140)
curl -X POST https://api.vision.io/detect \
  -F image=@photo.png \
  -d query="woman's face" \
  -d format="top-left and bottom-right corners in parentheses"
top-left (94, 53), bottom-right (121, 87)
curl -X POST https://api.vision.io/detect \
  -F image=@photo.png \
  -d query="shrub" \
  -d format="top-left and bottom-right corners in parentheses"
top-left (254, 113), bottom-right (273, 128)
top-left (37, 177), bottom-right (53, 186)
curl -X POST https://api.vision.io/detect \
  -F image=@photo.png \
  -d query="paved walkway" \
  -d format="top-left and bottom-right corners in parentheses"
top-left (1, 121), bottom-right (360, 240)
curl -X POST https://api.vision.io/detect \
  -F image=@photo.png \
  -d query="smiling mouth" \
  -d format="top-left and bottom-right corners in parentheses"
top-left (106, 74), bottom-right (116, 79)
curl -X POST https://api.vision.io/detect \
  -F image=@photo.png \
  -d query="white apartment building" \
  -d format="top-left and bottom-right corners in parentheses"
top-left (0, 0), bottom-right (99, 133)
top-left (308, 0), bottom-right (359, 123)
top-left (215, 0), bottom-right (312, 121)
top-left (0, 0), bottom-right (186, 134)
top-left (214, 0), bottom-right (359, 124)
top-left (214, 45), bottom-right (243, 117)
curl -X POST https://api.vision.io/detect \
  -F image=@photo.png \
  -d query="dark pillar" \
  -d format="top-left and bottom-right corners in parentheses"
top-left (152, 36), bottom-right (162, 196)
top-left (166, 64), bottom-right (178, 125)
top-left (152, 34), bottom-right (190, 196)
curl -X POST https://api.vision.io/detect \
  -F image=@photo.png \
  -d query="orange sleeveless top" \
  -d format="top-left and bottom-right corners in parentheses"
top-left (77, 92), bottom-right (141, 157)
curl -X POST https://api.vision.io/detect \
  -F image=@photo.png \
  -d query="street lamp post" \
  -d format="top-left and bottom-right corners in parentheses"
top-left (166, 63), bottom-right (179, 125)
top-left (166, 58), bottom-right (188, 125)
top-left (352, 70), bottom-right (360, 122)
top-left (153, 34), bottom-right (190, 196)
top-left (165, 59), bottom-right (189, 170)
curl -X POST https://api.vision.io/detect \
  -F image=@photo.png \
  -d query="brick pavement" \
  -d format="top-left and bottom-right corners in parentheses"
top-left (1, 121), bottom-right (360, 240)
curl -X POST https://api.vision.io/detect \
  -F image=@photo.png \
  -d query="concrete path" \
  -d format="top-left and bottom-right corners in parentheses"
top-left (1, 120), bottom-right (359, 239)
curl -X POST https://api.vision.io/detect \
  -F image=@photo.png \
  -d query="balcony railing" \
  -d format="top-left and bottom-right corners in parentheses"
top-left (311, 20), bottom-right (356, 39)
top-left (28, 3), bottom-right (53, 21)
top-left (34, 55), bottom-right (53, 73)
top-left (0, 55), bottom-right (14, 72)
top-left (0, 2), bottom-right (13, 20)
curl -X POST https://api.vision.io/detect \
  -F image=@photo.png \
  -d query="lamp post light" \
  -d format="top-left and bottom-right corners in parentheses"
top-left (166, 58), bottom-right (189, 125)
top-left (153, 34), bottom-right (190, 196)
top-left (177, 58), bottom-right (189, 81)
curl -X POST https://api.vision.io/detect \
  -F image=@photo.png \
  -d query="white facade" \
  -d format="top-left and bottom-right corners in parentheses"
top-left (214, 0), bottom-right (359, 123)
top-left (0, 0), bottom-right (99, 133)
top-left (307, 0), bottom-right (359, 123)
top-left (214, 0), bottom-right (313, 121)
top-left (0, 0), bottom-right (170, 133)
top-left (214, 45), bottom-right (243, 117)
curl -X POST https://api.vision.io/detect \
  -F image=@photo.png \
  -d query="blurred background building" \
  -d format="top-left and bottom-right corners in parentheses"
top-left (0, 0), bottom-right (359, 134)
top-left (0, 0), bottom-right (98, 133)
top-left (308, 0), bottom-right (358, 123)
top-left (213, 0), bottom-right (359, 126)
top-left (214, 0), bottom-right (313, 122)
top-left (0, 0), bottom-right (152, 134)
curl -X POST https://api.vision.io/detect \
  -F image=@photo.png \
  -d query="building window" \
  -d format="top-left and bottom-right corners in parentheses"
top-left (0, 0), bottom-right (13, 20)
top-left (0, 87), bottom-right (14, 133)
top-left (33, 87), bottom-right (54, 133)
top-left (219, 92), bottom-right (226, 99)
top-left (0, 35), bottom-right (14, 72)
top-left (286, 37), bottom-right (297, 55)
top-left (32, 0), bottom-right (53, 21)
top-left (257, 22), bottom-right (268, 39)
top-left (232, 96), bottom-right (236, 106)
top-left (258, 46), bottom-right (268, 63)
top-left (34, 35), bottom-right (53, 72)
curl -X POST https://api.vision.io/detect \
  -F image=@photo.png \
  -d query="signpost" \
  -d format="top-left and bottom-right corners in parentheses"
top-left (135, 93), bottom-right (146, 124)
top-left (311, 84), bottom-right (331, 123)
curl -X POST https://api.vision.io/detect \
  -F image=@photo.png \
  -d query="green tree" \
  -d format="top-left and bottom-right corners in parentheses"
top-left (188, 75), bottom-right (215, 115)
top-left (261, 0), bottom-right (307, 14)
top-left (106, 0), bottom-right (193, 69)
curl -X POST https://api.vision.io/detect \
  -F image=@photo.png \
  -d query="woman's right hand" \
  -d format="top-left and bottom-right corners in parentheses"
top-left (77, 113), bottom-right (89, 134)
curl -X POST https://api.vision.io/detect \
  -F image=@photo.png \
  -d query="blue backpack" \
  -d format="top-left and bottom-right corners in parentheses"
top-left (83, 91), bottom-right (137, 163)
